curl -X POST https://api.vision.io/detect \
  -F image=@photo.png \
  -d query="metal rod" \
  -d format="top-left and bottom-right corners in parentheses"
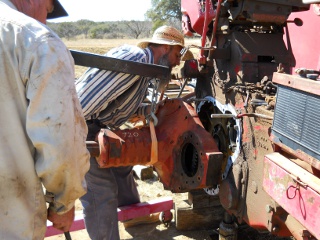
top-left (211, 114), bottom-right (235, 118)
top-left (237, 113), bottom-right (273, 120)
top-left (177, 79), bottom-right (188, 98)
top-left (64, 231), bottom-right (72, 240)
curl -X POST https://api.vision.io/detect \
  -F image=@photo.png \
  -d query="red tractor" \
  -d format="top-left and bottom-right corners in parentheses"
top-left (83, 1), bottom-right (319, 239)
top-left (180, 0), bottom-right (320, 239)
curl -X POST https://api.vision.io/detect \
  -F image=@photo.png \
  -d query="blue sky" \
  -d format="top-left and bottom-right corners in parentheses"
top-left (50, 0), bottom-right (152, 22)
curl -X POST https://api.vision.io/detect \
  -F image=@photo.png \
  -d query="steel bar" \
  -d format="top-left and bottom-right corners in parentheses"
top-left (210, 114), bottom-right (235, 119)
top-left (70, 50), bottom-right (171, 81)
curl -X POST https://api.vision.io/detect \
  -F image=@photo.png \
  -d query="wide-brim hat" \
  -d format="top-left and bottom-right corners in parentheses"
top-left (47, 0), bottom-right (68, 19)
top-left (137, 26), bottom-right (194, 61)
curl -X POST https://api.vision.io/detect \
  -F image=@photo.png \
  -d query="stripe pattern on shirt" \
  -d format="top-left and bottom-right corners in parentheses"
top-left (76, 45), bottom-right (154, 129)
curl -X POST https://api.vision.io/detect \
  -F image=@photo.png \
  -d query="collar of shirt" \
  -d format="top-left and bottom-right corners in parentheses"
top-left (143, 47), bottom-right (154, 64)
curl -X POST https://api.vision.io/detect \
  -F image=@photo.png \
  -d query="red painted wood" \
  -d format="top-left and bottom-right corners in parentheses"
top-left (45, 215), bottom-right (85, 237)
top-left (117, 196), bottom-right (173, 221)
top-left (45, 196), bottom-right (173, 237)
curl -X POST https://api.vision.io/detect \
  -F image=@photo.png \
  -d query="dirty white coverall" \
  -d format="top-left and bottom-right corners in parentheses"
top-left (0, 1), bottom-right (90, 239)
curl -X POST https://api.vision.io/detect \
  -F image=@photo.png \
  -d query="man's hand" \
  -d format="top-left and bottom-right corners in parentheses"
top-left (47, 205), bottom-right (75, 232)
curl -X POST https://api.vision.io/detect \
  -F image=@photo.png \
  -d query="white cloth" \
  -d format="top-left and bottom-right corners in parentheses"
top-left (0, 1), bottom-right (90, 239)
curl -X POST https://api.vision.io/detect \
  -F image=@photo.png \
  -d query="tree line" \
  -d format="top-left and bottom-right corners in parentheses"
top-left (48, 20), bottom-right (156, 40)
top-left (47, 0), bottom-right (183, 40)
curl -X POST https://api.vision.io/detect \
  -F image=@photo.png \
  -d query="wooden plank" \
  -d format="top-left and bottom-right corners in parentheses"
top-left (133, 165), bottom-right (154, 180)
top-left (175, 197), bottom-right (224, 231)
top-left (188, 190), bottom-right (221, 209)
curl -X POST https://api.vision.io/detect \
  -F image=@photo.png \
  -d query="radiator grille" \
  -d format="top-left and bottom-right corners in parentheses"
top-left (272, 85), bottom-right (320, 161)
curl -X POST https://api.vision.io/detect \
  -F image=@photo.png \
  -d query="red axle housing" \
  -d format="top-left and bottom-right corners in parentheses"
top-left (88, 98), bottom-right (223, 193)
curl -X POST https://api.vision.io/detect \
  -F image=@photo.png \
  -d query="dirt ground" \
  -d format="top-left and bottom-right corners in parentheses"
top-left (45, 171), bottom-right (213, 240)
top-left (45, 170), bottom-right (293, 240)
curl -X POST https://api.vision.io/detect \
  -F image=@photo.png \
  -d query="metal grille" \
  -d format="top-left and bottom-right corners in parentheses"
top-left (272, 85), bottom-right (320, 161)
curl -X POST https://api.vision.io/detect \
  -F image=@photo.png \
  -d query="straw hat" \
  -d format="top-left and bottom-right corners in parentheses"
top-left (138, 26), bottom-right (194, 61)
top-left (47, 0), bottom-right (68, 19)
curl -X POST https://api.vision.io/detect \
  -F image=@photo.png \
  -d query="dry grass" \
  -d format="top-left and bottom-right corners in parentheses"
top-left (63, 38), bottom-right (201, 79)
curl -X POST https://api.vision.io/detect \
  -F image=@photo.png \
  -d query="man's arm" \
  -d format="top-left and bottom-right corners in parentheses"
top-left (25, 36), bottom-right (90, 214)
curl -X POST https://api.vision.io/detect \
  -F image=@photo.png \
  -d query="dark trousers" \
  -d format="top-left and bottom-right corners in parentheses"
top-left (80, 157), bottom-right (140, 240)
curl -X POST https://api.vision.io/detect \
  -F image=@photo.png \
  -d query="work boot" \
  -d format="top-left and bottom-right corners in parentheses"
top-left (122, 213), bottom-right (160, 228)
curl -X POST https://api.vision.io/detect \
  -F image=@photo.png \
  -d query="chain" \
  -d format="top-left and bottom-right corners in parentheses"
top-left (147, 79), bottom-right (159, 126)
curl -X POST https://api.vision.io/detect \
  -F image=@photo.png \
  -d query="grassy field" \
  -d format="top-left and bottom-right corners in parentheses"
top-left (63, 38), bottom-right (201, 79)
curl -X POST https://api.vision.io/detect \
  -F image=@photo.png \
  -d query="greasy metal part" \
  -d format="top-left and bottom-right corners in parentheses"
top-left (295, 68), bottom-right (320, 79)
top-left (228, 1), bottom-right (308, 24)
top-left (70, 50), bottom-right (171, 81)
top-left (197, 96), bottom-right (242, 180)
top-left (171, 79), bottom-right (196, 93)
top-left (211, 114), bottom-right (235, 119)
top-left (199, 0), bottom-right (213, 64)
top-left (208, 0), bottom-right (223, 56)
top-left (243, 91), bottom-right (250, 107)
top-left (210, 46), bottom-right (231, 60)
top-left (237, 113), bottom-right (273, 120)
top-left (196, 63), bottom-right (278, 231)
top-left (87, 98), bottom-right (223, 193)
top-left (219, 160), bottom-right (249, 224)
top-left (86, 141), bottom-right (100, 157)
top-left (218, 212), bottom-right (238, 240)
top-left (148, 79), bottom-right (159, 126)
top-left (177, 78), bottom-right (188, 98)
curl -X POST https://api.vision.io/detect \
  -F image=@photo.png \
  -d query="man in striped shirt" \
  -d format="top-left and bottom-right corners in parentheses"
top-left (76, 26), bottom-right (187, 240)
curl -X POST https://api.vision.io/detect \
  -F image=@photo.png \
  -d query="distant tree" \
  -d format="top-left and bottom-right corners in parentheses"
top-left (55, 22), bottom-right (80, 40)
top-left (88, 24), bottom-right (111, 39)
top-left (47, 22), bottom-right (59, 33)
top-left (77, 19), bottom-right (95, 38)
top-left (146, 0), bottom-right (182, 31)
top-left (123, 21), bottom-right (151, 39)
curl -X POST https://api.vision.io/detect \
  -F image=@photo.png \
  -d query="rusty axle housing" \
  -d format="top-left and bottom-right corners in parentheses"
top-left (87, 98), bottom-right (223, 193)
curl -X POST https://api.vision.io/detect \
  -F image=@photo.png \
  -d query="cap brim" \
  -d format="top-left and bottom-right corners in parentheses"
top-left (47, 0), bottom-right (68, 19)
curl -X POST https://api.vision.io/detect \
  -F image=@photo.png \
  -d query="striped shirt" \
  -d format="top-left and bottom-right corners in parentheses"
top-left (76, 45), bottom-right (154, 128)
